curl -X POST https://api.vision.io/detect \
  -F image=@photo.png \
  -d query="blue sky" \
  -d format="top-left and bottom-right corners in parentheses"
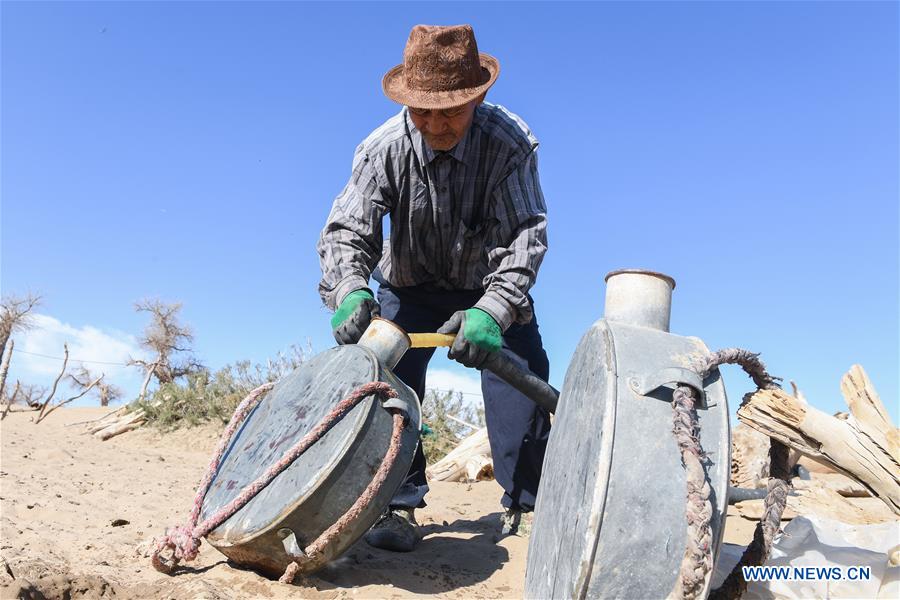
top-left (2, 1), bottom-right (897, 422)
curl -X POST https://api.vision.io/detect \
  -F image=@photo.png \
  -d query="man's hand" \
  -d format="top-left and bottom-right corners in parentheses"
top-left (437, 308), bottom-right (502, 369)
top-left (331, 289), bottom-right (380, 345)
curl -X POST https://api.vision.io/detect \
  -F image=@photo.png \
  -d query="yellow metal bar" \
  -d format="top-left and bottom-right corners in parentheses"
top-left (408, 333), bottom-right (456, 348)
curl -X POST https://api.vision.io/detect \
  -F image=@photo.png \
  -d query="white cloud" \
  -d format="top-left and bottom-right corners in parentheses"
top-left (425, 367), bottom-right (484, 401)
top-left (8, 314), bottom-right (147, 404)
top-left (5, 319), bottom-right (487, 409)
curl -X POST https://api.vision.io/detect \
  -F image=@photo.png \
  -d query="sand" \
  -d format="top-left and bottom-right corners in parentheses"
top-left (0, 407), bottom-right (755, 599)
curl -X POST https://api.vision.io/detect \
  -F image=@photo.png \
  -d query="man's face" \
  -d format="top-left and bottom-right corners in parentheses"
top-left (407, 98), bottom-right (481, 151)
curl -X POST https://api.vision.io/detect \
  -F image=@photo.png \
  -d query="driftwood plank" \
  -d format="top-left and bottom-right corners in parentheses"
top-left (86, 407), bottom-right (130, 433)
top-left (465, 454), bottom-right (493, 482)
top-left (794, 472), bottom-right (871, 498)
top-left (738, 365), bottom-right (899, 515)
top-left (840, 365), bottom-right (898, 460)
top-left (735, 486), bottom-right (895, 525)
top-left (92, 409), bottom-right (145, 440)
top-left (426, 427), bottom-right (490, 482)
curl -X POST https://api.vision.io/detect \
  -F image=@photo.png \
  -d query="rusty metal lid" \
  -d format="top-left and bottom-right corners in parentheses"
top-left (201, 345), bottom-right (380, 543)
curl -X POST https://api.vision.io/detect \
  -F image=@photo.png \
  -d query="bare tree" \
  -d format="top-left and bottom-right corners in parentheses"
top-left (0, 293), bottom-right (41, 365)
top-left (128, 299), bottom-right (203, 400)
top-left (0, 339), bottom-right (13, 403)
top-left (93, 372), bottom-right (123, 407)
top-left (0, 294), bottom-right (41, 395)
top-left (15, 383), bottom-right (48, 408)
top-left (69, 365), bottom-right (123, 407)
top-left (0, 380), bottom-right (44, 420)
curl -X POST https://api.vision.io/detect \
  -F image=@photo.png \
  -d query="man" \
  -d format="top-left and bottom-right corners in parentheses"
top-left (317, 24), bottom-right (551, 552)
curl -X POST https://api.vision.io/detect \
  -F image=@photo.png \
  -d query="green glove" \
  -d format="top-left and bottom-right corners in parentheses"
top-left (331, 289), bottom-right (380, 345)
top-left (461, 308), bottom-right (503, 352)
top-left (437, 308), bottom-right (502, 368)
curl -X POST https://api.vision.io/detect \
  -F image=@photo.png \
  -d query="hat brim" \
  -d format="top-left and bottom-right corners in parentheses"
top-left (382, 53), bottom-right (500, 110)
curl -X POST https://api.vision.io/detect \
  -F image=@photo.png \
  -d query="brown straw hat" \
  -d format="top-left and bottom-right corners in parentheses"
top-left (382, 24), bottom-right (500, 110)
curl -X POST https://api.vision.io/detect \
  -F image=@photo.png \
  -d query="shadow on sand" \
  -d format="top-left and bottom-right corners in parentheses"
top-left (308, 511), bottom-right (514, 594)
top-left (169, 559), bottom-right (229, 576)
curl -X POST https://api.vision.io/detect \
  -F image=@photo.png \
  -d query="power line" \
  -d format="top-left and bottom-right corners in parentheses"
top-left (15, 351), bottom-right (486, 397)
top-left (14, 350), bottom-right (132, 367)
top-left (427, 388), bottom-right (484, 398)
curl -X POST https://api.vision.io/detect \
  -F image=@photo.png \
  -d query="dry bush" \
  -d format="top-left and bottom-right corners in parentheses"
top-left (136, 344), bottom-right (310, 429)
top-left (420, 388), bottom-right (484, 464)
top-left (134, 343), bottom-right (485, 457)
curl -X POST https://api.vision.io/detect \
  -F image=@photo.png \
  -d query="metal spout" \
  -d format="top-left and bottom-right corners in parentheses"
top-left (357, 318), bottom-right (411, 370)
top-left (603, 269), bottom-right (676, 332)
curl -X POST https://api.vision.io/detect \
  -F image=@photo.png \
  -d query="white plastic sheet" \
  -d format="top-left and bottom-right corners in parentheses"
top-left (712, 516), bottom-right (900, 599)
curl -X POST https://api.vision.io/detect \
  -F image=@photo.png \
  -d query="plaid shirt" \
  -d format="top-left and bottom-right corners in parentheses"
top-left (317, 102), bottom-right (548, 331)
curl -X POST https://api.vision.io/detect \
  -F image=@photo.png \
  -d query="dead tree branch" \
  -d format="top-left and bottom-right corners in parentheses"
top-left (36, 343), bottom-right (69, 422)
top-left (738, 364), bottom-right (899, 515)
top-left (65, 405), bottom-right (127, 428)
top-left (135, 361), bottom-right (159, 403)
top-left (36, 371), bottom-right (104, 424)
top-left (0, 380), bottom-right (20, 420)
top-left (93, 409), bottom-right (146, 440)
top-left (426, 428), bottom-right (493, 483)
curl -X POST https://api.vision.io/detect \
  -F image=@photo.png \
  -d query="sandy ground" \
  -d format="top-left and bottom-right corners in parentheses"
top-left (0, 407), bottom-right (756, 599)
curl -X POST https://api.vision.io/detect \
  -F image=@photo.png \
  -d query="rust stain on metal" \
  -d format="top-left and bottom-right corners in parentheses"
top-left (268, 432), bottom-right (294, 451)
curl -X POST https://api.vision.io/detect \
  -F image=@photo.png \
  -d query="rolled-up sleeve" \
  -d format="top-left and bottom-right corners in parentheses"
top-left (475, 150), bottom-right (548, 330)
top-left (317, 144), bottom-right (392, 310)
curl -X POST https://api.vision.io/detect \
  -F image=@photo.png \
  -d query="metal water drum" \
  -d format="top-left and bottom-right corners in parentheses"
top-left (526, 270), bottom-right (731, 599)
top-left (199, 328), bottom-right (421, 577)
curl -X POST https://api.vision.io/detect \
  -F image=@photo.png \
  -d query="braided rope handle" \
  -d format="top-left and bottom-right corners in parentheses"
top-left (670, 348), bottom-right (788, 600)
top-left (673, 383), bottom-right (714, 600)
top-left (703, 349), bottom-right (790, 600)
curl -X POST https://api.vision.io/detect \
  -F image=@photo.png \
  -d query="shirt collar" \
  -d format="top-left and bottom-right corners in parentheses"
top-left (404, 107), bottom-right (477, 168)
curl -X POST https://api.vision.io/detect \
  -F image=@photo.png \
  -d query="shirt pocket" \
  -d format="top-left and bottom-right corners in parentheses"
top-left (410, 180), bottom-right (430, 210)
top-left (448, 218), bottom-right (498, 285)
top-left (405, 181), bottom-right (432, 235)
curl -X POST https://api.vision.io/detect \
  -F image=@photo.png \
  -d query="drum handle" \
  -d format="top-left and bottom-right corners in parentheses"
top-left (408, 333), bottom-right (559, 414)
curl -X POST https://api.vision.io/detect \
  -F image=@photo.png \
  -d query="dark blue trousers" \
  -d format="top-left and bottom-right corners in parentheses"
top-left (376, 280), bottom-right (552, 512)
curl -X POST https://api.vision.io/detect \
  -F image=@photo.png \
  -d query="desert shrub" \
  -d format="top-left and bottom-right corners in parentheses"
top-left (420, 388), bottom-right (485, 463)
top-left (138, 368), bottom-right (242, 428)
top-left (137, 344), bottom-right (310, 429)
top-left (135, 342), bottom-right (487, 454)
